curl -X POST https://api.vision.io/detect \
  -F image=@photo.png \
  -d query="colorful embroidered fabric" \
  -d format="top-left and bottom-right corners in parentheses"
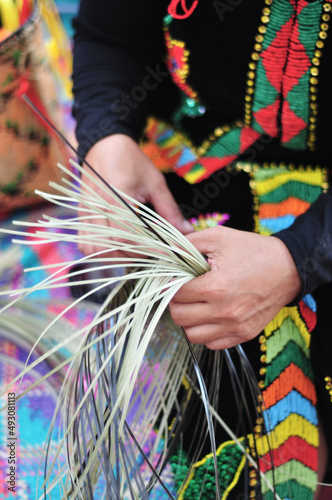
top-left (160, 164), bottom-right (327, 499)
top-left (250, 165), bottom-right (328, 499)
top-left (141, 118), bottom-right (260, 184)
top-left (164, 24), bottom-right (198, 100)
top-left (158, 0), bottom-right (332, 184)
top-left (248, 0), bottom-right (332, 150)
top-left (171, 439), bottom-right (246, 500)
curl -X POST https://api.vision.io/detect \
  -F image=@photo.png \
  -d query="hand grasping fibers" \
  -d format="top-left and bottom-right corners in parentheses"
top-left (169, 225), bottom-right (302, 350)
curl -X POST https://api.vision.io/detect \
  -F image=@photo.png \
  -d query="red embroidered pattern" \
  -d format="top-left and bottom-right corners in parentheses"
top-left (167, 0), bottom-right (199, 19)
top-left (164, 30), bottom-right (198, 99)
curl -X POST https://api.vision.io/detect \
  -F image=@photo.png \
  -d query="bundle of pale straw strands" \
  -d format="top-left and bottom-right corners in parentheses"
top-left (0, 160), bottom-right (280, 500)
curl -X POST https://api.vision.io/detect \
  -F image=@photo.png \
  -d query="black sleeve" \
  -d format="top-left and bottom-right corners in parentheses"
top-left (72, 0), bottom-right (169, 158)
top-left (274, 188), bottom-right (332, 299)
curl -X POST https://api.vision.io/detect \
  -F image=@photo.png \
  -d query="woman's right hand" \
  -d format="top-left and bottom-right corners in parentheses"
top-left (78, 133), bottom-right (192, 258)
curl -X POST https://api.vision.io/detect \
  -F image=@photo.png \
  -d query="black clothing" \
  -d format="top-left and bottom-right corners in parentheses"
top-left (72, 0), bottom-right (332, 484)
top-left (72, 0), bottom-right (332, 299)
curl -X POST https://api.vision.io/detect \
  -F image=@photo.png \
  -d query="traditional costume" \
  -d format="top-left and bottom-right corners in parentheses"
top-left (72, 1), bottom-right (332, 497)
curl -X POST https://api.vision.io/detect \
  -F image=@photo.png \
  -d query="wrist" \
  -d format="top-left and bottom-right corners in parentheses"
top-left (271, 236), bottom-right (302, 305)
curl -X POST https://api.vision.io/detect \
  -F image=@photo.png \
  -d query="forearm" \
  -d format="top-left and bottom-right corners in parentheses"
top-left (72, 0), bottom-right (168, 158)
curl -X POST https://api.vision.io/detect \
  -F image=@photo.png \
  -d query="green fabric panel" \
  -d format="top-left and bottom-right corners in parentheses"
top-left (206, 127), bottom-right (242, 157)
top-left (259, 182), bottom-right (322, 204)
top-left (298, 2), bottom-right (323, 58)
top-left (282, 129), bottom-right (308, 150)
top-left (261, 0), bottom-right (295, 51)
top-left (252, 61), bottom-right (279, 113)
top-left (253, 167), bottom-right (290, 182)
top-left (266, 316), bottom-right (309, 364)
top-left (189, 163), bottom-right (206, 174)
top-left (265, 341), bottom-right (313, 385)
top-left (286, 72), bottom-right (310, 121)
top-left (261, 460), bottom-right (317, 494)
top-left (263, 481), bottom-right (315, 500)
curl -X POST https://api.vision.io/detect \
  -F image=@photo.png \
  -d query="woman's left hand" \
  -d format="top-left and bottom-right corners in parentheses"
top-left (169, 226), bottom-right (302, 350)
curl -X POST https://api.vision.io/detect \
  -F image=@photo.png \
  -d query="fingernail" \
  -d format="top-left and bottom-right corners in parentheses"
top-left (182, 220), bottom-right (194, 233)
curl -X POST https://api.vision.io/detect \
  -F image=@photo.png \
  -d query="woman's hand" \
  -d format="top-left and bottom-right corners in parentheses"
top-left (78, 134), bottom-right (192, 257)
top-left (169, 226), bottom-right (302, 350)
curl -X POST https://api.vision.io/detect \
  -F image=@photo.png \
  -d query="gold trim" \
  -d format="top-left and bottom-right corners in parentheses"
top-left (308, 3), bottom-right (332, 151)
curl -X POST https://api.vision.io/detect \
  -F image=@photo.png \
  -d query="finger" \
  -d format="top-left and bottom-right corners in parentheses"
top-left (185, 226), bottom-right (228, 255)
top-left (183, 324), bottom-right (239, 350)
top-left (169, 301), bottom-right (210, 327)
top-left (184, 323), bottom-right (225, 345)
top-left (171, 272), bottom-right (212, 303)
top-left (149, 177), bottom-right (193, 234)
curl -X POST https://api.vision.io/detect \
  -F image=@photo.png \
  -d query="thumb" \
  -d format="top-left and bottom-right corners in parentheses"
top-left (150, 179), bottom-right (193, 234)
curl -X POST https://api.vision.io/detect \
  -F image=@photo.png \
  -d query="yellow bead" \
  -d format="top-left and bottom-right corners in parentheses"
top-left (254, 43), bottom-right (262, 51)
top-left (324, 3), bottom-right (332, 12)
top-left (319, 31), bottom-right (328, 39)
top-left (321, 23), bottom-right (329, 31)
top-left (252, 52), bottom-right (260, 61)
top-left (322, 13), bottom-right (330, 21)
top-left (256, 34), bottom-right (264, 43)
top-left (315, 50), bottom-right (322, 57)
top-left (259, 25), bottom-right (267, 34)
top-left (312, 57), bottom-right (320, 66)
top-left (316, 40), bottom-right (324, 48)
top-left (262, 7), bottom-right (271, 15)
top-left (310, 67), bottom-right (319, 76)
top-left (214, 127), bottom-right (224, 137)
top-left (261, 15), bottom-right (270, 24)
top-left (241, 163), bottom-right (252, 173)
top-left (310, 77), bottom-right (318, 85)
top-left (248, 70), bottom-right (255, 79)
